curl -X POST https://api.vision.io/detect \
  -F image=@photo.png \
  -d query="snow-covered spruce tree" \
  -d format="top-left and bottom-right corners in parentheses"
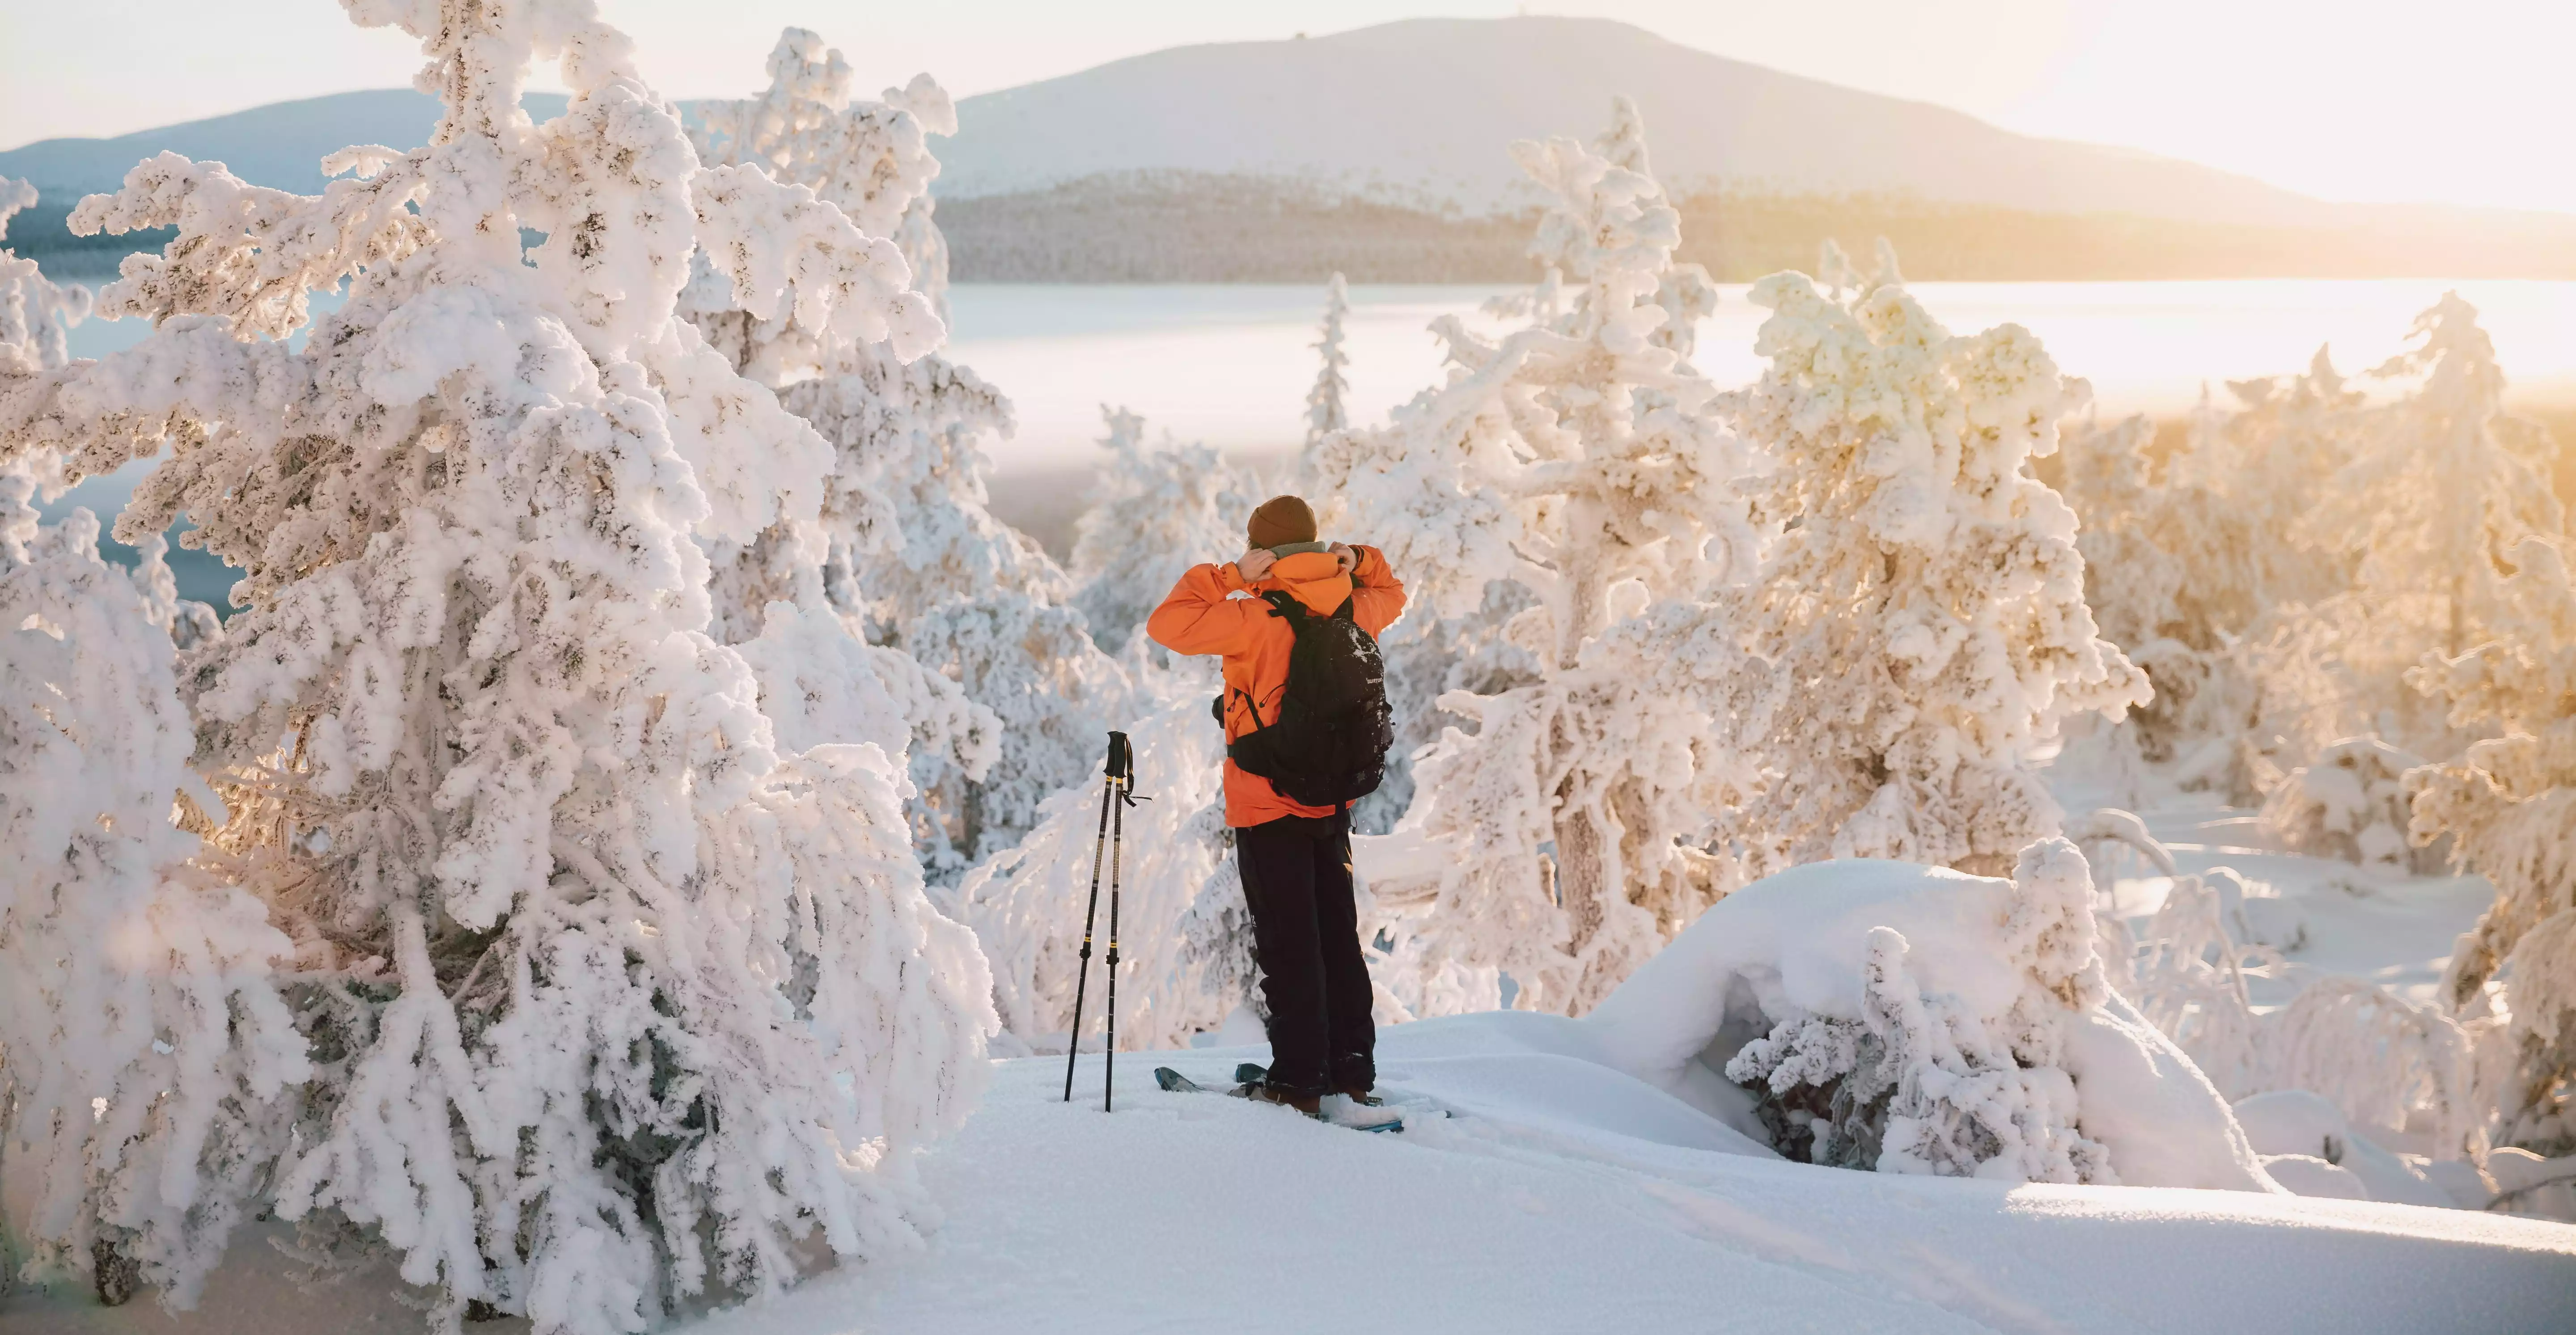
top-left (0, 192), bottom-right (305, 1309)
top-left (0, 498), bottom-right (309, 1310)
top-left (1716, 252), bottom-right (2148, 879)
top-left (1315, 104), bottom-right (1759, 1016)
top-left (0, 180), bottom-right (93, 394)
top-left (2293, 295), bottom-right (2563, 755)
top-left (684, 27), bottom-right (1130, 875)
top-left (768, 342), bottom-right (1127, 875)
top-left (1579, 97), bottom-right (1718, 359)
top-left (2077, 359), bottom-right (2369, 797)
top-left (1069, 404), bottom-right (1258, 659)
top-left (1303, 272), bottom-right (1351, 454)
top-left (688, 26), bottom-right (960, 379)
top-left (2410, 534), bottom-right (2576, 1154)
top-left (0, 4), bottom-right (995, 1328)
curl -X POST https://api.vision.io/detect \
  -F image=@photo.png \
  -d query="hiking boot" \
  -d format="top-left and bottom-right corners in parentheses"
top-left (1239, 1081), bottom-right (1322, 1118)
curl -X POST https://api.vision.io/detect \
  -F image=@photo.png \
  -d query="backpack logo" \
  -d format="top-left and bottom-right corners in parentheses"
top-left (1224, 592), bottom-right (1395, 807)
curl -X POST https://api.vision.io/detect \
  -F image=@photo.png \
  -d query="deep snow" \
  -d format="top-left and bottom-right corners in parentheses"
top-left (12, 1008), bottom-right (2571, 1334)
top-left (598, 1016), bottom-right (2576, 1334)
top-left (6, 700), bottom-right (2570, 1333)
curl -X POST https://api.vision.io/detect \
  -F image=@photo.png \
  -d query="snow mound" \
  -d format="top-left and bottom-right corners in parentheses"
top-left (1587, 842), bottom-right (2277, 1190)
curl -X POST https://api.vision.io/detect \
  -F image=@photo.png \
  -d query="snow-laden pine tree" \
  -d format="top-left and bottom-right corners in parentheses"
top-left (683, 27), bottom-right (1132, 875)
top-left (2307, 295), bottom-right (2562, 667)
top-left (1578, 97), bottom-right (1719, 359)
top-left (1717, 250), bottom-right (2149, 879)
top-left (1314, 102), bottom-right (1759, 1016)
top-left (1303, 273), bottom-right (1351, 453)
top-left (2057, 353), bottom-right (2371, 800)
top-left (0, 4), bottom-right (995, 1328)
top-left (0, 184), bottom-right (307, 1311)
top-left (1070, 405), bottom-right (1258, 658)
top-left (2410, 533), bottom-right (2576, 1154)
top-left (0, 180), bottom-right (92, 395)
top-left (0, 498), bottom-right (310, 1311)
top-left (2279, 294), bottom-right (2566, 767)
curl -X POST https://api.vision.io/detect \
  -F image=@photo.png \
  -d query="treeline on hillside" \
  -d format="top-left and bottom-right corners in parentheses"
top-left (941, 173), bottom-right (2576, 283)
top-left (940, 172), bottom-right (1538, 281)
top-left (23, 169), bottom-right (2574, 284)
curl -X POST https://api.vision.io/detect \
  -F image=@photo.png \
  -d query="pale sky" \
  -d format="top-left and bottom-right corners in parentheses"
top-left (3, 0), bottom-right (2569, 214)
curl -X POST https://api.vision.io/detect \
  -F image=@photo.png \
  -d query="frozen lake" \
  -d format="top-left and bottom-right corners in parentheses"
top-left (58, 278), bottom-right (2576, 477)
top-left (45, 277), bottom-right (2576, 605)
top-left (937, 279), bottom-right (2576, 471)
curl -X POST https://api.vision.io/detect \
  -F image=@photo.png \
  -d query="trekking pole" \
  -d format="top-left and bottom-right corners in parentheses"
top-left (1062, 732), bottom-right (1124, 1103)
top-left (1102, 731), bottom-right (1132, 1112)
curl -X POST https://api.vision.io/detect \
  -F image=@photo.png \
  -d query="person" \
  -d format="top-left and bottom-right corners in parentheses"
top-left (1146, 494), bottom-right (1407, 1118)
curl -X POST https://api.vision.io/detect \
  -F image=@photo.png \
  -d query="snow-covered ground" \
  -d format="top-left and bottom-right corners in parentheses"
top-left (9, 801), bottom-right (2572, 1335)
top-left (706, 1018), bottom-right (2574, 1335)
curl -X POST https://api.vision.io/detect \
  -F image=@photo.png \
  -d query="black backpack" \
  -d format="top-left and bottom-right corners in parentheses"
top-left (1221, 591), bottom-right (1395, 808)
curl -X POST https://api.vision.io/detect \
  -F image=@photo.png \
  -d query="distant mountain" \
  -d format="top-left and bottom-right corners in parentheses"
top-left (5, 17), bottom-right (2570, 282)
top-left (936, 16), bottom-right (2334, 227)
top-left (0, 89), bottom-right (570, 198)
top-left (0, 16), bottom-right (2332, 225)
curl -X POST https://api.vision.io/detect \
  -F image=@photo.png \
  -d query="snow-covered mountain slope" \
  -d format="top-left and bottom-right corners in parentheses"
top-left (0, 17), bottom-right (2345, 226)
top-left (936, 16), bottom-right (2323, 224)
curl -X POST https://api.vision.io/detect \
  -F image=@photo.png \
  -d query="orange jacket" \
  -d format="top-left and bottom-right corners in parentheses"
top-left (1145, 546), bottom-right (1407, 827)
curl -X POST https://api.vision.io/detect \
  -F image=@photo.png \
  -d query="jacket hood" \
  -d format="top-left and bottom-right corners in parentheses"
top-left (1260, 550), bottom-right (1353, 614)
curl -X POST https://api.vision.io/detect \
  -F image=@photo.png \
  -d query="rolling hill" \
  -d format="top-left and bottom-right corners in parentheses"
top-left (5, 17), bottom-right (2571, 281)
top-left (0, 16), bottom-right (2353, 223)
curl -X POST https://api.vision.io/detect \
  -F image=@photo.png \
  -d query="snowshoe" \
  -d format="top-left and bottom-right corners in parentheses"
top-left (1152, 1066), bottom-right (1402, 1132)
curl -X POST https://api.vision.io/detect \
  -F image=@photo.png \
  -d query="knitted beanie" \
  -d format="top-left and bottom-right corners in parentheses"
top-left (1246, 494), bottom-right (1318, 550)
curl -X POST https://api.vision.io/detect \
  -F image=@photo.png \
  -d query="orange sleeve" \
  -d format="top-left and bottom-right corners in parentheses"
top-left (1146, 561), bottom-right (1262, 657)
top-left (1347, 545), bottom-right (1407, 638)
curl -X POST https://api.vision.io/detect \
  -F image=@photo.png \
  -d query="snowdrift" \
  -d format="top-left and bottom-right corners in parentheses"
top-left (1587, 841), bottom-right (2279, 1190)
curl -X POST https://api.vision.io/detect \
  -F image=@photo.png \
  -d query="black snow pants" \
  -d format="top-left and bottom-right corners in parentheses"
top-left (1234, 810), bottom-right (1375, 1098)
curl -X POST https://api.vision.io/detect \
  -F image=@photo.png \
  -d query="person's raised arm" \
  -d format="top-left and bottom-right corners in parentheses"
top-left (1343, 544), bottom-right (1407, 638)
top-left (1146, 558), bottom-right (1262, 657)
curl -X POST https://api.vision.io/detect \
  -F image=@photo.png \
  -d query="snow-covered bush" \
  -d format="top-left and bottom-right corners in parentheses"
top-left (2409, 533), bottom-right (2576, 1156)
top-left (0, 4), bottom-right (996, 1327)
top-left (2261, 979), bottom-right (2488, 1159)
top-left (1588, 841), bottom-right (2276, 1189)
top-left (2082, 817), bottom-right (2483, 1157)
top-left (1316, 101), bottom-right (1758, 1016)
top-left (0, 496), bottom-right (305, 1309)
top-left (1718, 249), bottom-right (2148, 878)
top-left (1069, 405), bottom-right (1257, 658)
top-left (2263, 736), bottom-right (2444, 873)
top-left (2127, 866), bottom-right (2274, 1100)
